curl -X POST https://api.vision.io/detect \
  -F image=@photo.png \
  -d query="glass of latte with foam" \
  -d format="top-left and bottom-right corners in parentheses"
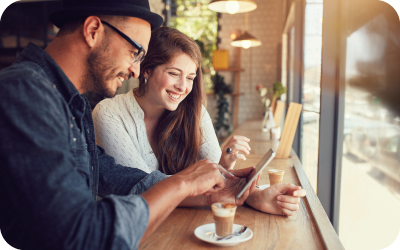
top-left (268, 169), bottom-right (285, 185)
top-left (211, 202), bottom-right (237, 237)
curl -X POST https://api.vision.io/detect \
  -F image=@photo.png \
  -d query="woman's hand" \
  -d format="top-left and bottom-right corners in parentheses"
top-left (219, 135), bottom-right (251, 170)
top-left (245, 184), bottom-right (306, 216)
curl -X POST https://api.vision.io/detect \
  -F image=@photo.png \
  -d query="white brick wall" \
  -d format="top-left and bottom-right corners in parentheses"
top-left (116, 0), bottom-right (284, 132)
top-left (207, 0), bottom-right (284, 128)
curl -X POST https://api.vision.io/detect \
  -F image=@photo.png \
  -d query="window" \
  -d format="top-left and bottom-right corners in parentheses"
top-left (337, 1), bottom-right (400, 249)
top-left (301, 0), bottom-right (323, 192)
top-left (169, 0), bottom-right (218, 92)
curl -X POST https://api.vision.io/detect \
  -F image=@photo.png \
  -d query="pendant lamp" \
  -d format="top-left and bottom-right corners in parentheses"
top-left (208, 0), bottom-right (257, 14)
top-left (231, 13), bottom-right (261, 49)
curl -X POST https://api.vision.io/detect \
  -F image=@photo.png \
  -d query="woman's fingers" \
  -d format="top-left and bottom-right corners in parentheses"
top-left (226, 136), bottom-right (251, 153)
top-left (277, 195), bottom-right (300, 204)
top-left (225, 144), bottom-right (251, 156)
top-left (234, 153), bottom-right (246, 161)
top-left (277, 200), bottom-right (300, 212)
top-left (279, 207), bottom-right (296, 216)
top-left (230, 135), bottom-right (250, 142)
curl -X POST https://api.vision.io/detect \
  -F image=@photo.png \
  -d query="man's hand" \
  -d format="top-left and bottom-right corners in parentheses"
top-left (140, 159), bottom-right (238, 242)
top-left (206, 166), bottom-right (259, 206)
top-left (174, 159), bottom-right (237, 197)
top-left (245, 183), bottom-right (306, 216)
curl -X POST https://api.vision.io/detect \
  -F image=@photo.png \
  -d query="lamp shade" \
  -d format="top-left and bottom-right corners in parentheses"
top-left (208, 0), bottom-right (257, 14)
top-left (231, 31), bottom-right (261, 49)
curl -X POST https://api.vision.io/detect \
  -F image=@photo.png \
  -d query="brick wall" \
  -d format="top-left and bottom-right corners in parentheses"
top-left (117, 0), bottom-right (285, 132)
top-left (207, 0), bottom-right (285, 129)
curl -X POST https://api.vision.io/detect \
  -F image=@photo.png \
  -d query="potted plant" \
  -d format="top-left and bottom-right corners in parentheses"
top-left (212, 74), bottom-right (232, 138)
top-left (270, 81), bottom-right (287, 113)
top-left (256, 84), bottom-right (273, 131)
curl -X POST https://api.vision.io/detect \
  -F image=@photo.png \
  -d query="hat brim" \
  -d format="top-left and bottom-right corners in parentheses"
top-left (50, 6), bottom-right (163, 30)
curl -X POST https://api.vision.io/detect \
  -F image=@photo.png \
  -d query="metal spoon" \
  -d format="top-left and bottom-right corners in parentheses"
top-left (216, 226), bottom-right (248, 241)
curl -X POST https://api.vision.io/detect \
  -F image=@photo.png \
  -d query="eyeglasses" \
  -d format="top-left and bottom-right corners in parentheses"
top-left (101, 20), bottom-right (146, 65)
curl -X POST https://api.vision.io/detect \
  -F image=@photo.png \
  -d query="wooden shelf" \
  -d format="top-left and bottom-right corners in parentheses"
top-left (206, 48), bottom-right (243, 129)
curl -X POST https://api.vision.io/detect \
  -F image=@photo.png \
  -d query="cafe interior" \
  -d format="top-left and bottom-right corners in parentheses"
top-left (1, 0), bottom-right (400, 249)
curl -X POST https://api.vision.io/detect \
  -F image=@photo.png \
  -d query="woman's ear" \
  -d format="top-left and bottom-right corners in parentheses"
top-left (143, 69), bottom-right (151, 79)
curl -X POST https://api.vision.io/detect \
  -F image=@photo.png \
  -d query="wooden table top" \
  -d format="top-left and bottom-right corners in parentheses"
top-left (139, 120), bottom-right (344, 250)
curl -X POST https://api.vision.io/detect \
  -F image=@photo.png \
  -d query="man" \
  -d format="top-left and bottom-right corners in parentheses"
top-left (0, 0), bottom-right (305, 249)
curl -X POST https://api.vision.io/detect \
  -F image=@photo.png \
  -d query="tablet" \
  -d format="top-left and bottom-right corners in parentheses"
top-left (235, 148), bottom-right (276, 199)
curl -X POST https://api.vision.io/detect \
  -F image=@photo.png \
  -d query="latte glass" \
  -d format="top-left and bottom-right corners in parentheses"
top-left (211, 202), bottom-right (237, 237)
top-left (268, 169), bottom-right (285, 185)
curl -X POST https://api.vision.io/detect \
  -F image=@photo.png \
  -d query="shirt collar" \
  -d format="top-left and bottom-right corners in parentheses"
top-left (18, 43), bottom-right (81, 105)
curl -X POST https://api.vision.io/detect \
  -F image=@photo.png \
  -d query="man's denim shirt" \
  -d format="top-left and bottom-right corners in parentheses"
top-left (0, 43), bottom-right (167, 250)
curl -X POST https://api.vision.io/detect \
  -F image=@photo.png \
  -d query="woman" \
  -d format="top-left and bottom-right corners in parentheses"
top-left (92, 27), bottom-right (250, 175)
top-left (93, 27), bottom-right (305, 215)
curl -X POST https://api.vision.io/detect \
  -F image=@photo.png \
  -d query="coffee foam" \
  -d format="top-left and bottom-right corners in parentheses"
top-left (268, 169), bottom-right (284, 174)
top-left (212, 203), bottom-right (236, 217)
top-left (214, 209), bottom-right (234, 217)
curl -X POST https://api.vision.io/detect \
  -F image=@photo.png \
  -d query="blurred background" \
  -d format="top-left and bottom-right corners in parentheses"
top-left (1, 0), bottom-right (400, 249)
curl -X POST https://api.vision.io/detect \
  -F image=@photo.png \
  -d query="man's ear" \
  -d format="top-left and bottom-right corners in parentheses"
top-left (82, 16), bottom-right (103, 48)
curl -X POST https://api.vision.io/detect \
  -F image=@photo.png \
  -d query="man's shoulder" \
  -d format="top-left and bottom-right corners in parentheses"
top-left (1, 59), bottom-right (44, 77)
top-left (0, 60), bottom-right (52, 90)
top-left (0, 60), bottom-right (67, 115)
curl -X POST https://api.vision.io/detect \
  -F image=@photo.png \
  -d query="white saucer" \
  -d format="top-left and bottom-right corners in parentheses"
top-left (194, 223), bottom-right (253, 247)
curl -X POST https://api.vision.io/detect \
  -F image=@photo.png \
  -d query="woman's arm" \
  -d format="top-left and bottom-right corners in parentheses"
top-left (245, 184), bottom-right (306, 216)
top-left (199, 106), bottom-right (251, 169)
top-left (198, 106), bottom-right (222, 163)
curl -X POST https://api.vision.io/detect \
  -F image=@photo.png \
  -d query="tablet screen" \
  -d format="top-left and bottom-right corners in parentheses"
top-left (235, 148), bottom-right (276, 199)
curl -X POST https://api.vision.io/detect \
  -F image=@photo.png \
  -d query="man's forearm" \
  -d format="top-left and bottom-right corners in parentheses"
top-left (139, 175), bottom-right (190, 243)
top-left (178, 194), bottom-right (209, 207)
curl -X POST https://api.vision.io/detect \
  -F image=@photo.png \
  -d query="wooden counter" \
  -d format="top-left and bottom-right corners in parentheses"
top-left (139, 120), bottom-right (344, 250)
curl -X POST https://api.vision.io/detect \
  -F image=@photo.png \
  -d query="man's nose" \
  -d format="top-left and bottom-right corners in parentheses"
top-left (129, 63), bottom-right (140, 79)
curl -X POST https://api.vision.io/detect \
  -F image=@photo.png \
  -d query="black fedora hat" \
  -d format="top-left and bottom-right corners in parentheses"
top-left (50, 0), bottom-right (163, 30)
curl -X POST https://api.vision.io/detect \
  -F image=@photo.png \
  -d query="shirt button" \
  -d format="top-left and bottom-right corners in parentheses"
top-left (72, 117), bottom-right (75, 121)
top-left (53, 84), bottom-right (56, 89)
top-left (70, 124), bottom-right (73, 128)
top-left (73, 138), bottom-right (76, 142)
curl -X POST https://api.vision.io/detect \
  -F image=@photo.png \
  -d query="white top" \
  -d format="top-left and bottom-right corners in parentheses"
top-left (92, 91), bottom-right (222, 173)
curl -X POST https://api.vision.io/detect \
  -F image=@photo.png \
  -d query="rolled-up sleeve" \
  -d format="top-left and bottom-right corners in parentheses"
top-left (105, 195), bottom-right (149, 249)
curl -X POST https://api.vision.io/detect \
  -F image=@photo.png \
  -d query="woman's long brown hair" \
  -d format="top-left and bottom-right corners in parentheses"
top-left (135, 27), bottom-right (204, 175)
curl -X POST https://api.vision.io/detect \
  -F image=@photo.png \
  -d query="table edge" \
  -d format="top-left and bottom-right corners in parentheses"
top-left (291, 152), bottom-right (345, 250)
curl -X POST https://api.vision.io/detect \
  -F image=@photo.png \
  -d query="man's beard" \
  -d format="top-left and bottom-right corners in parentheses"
top-left (84, 41), bottom-right (120, 98)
